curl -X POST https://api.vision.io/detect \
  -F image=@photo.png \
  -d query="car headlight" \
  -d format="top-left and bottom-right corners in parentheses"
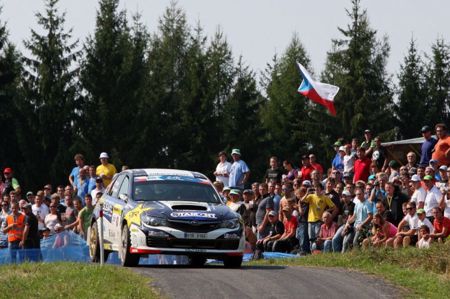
top-left (142, 214), bottom-right (168, 227)
top-left (220, 218), bottom-right (240, 229)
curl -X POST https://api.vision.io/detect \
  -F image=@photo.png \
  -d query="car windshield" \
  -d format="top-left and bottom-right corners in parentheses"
top-left (133, 180), bottom-right (221, 203)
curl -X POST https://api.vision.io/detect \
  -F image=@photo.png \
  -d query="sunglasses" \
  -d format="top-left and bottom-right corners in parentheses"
top-left (50, 205), bottom-right (57, 208)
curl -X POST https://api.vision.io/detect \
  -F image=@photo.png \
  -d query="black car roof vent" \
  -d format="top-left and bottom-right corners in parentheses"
top-left (172, 205), bottom-right (207, 211)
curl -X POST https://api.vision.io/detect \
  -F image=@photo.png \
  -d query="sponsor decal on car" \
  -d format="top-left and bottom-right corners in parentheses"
top-left (170, 211), bottom-right (217, 219)
top-left (124, 204), bottom-right (152, 227)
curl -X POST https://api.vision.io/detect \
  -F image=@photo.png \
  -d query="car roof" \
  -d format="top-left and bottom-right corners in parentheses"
top-left (128, 168), bottom-right (208, 180)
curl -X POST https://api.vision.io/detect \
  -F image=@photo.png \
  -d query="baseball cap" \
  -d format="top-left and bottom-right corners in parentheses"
top-left (223, 187), bottom-right (231, 192)
top-left (3, 167), bottom-right (12, 174)
top-left (229, 189), bottom-right (240, 196)
top-left (421, 125), bottom-right (431, 133)
top-left (268, 210), bottom-right (277, 217)
top-left (439, 165), bottom-right (448, 171)
top-left (218, 151), bottom-right (227, 157)
top-left (368, 174), bottom-right (376, 181)
top-left (26, 191), bottom-right (34, 197)
top-left (417, 208), bottom-right (426, 214)
top-left (23, 203), bottom-right (32, 209)
top-left (423, 175), bottom-right (433, 181)
top-left (389, 160), bottom-right (399, 168)
top-left (338, 146), bottom-right (346, 152)
top-left (342, 190), bottom-right (351, 197)
top-left (243, 189), bottom-right (253, 194)
top-left (302, 180), bottom-right (312, 187)
top-left (364, 129), bottom-right (371, 134)
top-left (231, 148), bottom-right (241, 156)
top-left (410, 174), bottom-right (421, 182)
top-left (99, 152), bottom-right (109, 159)
top-left (429, 159), bottom-right (438, 165)
top-left (333, 141), bottom-right (342, 147)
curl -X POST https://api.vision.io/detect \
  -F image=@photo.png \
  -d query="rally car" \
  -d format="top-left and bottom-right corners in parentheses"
top-left (88, 169), bottom-right (244, 268)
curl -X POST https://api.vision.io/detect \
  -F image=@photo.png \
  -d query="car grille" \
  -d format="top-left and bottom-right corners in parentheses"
top-left (146, 237), bottom-right (240, 250)
top-left (167, 220), bottom-right (221, 233)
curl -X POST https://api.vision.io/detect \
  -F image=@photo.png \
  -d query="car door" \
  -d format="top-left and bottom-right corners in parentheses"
top-left (102, 174), bottom-right (125, 246)
top-left (112, 175), bottom-right (130, 243)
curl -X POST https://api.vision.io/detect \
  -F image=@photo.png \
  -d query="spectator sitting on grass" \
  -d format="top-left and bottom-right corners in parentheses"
top-left (387, 202), bottom-right (419, 249)
top-left (417, 225), bottom-right (432, 249)
top-left (312, 211), bottom-right (337, 253)
top-left (362, 213), bottom-right (397, 249)
top-left (429, 207), bottom-right (450, 243)
top-left (254, 210), bottom-right (284, 258)
top-left (273, 206), bottom-right (298, 253)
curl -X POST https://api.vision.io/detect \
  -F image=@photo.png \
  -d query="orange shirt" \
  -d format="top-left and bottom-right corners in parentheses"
top-left (432, 136), bottom-right (450, 166)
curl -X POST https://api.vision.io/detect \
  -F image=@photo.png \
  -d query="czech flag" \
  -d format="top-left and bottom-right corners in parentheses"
top-left (297, 62), bottom-right (339, 116)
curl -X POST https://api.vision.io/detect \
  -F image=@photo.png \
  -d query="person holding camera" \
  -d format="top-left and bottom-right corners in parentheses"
top-left (301, 183), bottom-right (336, 249)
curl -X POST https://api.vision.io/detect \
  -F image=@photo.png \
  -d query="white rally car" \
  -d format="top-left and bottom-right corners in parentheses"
top-left (88, 169), bottom-right (245, 267)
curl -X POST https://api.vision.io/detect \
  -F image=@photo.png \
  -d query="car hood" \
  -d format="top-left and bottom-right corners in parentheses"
top-left (141, 201), bottom-right (237, 221)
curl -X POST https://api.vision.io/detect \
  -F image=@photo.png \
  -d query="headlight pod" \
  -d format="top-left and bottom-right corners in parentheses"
top-left (142, 214), bottom-right (168, 227)
top-left (220, 218), bottom-right (240, 229)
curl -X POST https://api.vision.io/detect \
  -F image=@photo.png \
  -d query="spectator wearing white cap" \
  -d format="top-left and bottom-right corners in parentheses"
top-left (96, 152), bottom-right (117, 187)
top-left (228, 148), bottom-right (250, 189)
top-left (437, 165), bottom-right (448, 189)
top-left (410, 174), bottom-right (426, 208)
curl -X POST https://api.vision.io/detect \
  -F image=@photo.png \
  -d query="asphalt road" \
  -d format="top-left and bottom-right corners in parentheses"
top-left (133, 264), bottom-right (400, 299)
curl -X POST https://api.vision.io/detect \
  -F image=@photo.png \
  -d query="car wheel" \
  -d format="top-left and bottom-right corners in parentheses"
top-left (189, 256), bottom-right (206, 267)
top-left (88, 222), bottom-right (111, 263)
top-left (119, 224), bottom-right (140, 267)
top-left (223, 256), bottom-right (243, 268)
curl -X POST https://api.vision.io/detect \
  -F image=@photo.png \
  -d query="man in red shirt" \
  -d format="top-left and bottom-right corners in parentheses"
top-left (309, 154), bottom-right (323, 176)
top-left (353, 147), bottom-right (371, 183)
top-left (272, 206), bottom-right (298, 253)
top-left (300, 155), bottom-right (315, 182)
top-left (432, 123), bottom-right (450, 166)
top-left (430, 207), bottom-right (450, 242)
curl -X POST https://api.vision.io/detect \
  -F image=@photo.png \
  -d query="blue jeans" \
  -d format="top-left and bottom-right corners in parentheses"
top-left (311, 240), bottom-right (332, 253)
top-left (9, 241), bottom-right (24, 263)
top-left (332, 226), bottom-right (344, 253)
top-left (308, 221), bottom-right (321, 249)
top-left (296, 222), bottom-right (310, 253)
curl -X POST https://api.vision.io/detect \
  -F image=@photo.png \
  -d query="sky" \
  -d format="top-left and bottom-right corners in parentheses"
top-left (1, 0), bottom-right (450, 79)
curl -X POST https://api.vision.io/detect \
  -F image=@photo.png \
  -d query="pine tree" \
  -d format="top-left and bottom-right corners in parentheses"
top-left (321, 0), bottom-right (394, 140)
top-left (424, 39), bottom-right (450, 124)
top-left (0, 7), bottom-right (22, 171)
top-left (395, 39), bottom-right (427, 138)
top-left (20, 0), bottom-right (81, 187)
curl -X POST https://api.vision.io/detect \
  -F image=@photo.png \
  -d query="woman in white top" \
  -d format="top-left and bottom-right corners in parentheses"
top-left (214, 151), bottom-right (232, 187)
top-left (45, 203), bottom-right (61, 235)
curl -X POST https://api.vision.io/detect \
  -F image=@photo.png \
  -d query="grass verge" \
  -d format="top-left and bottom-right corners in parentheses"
top-left (0, 262), bottom-right (159, 299)
top-left (249, 242), bottom-right (450, 299)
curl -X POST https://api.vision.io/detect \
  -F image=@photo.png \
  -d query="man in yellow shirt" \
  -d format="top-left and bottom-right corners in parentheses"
top-left (301, 183), bottom-right (336, 249)
top-left (96, 152), bottom-right (117, 187)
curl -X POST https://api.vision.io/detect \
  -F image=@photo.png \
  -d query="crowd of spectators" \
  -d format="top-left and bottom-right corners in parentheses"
top-left (2, 124), bottom-right (450, 263)
top-left (0, 152), bottom-right (118, 262)
top-left (214, 124), bottom-right (450, 257)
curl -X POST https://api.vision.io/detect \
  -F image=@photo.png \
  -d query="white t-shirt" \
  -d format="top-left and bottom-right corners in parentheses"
top-left (32, 204), bottom-right (49, 230)
top-left (411, 188), bottom-right (426, 205)
top-left (424, 187), bottom-right (441, 217)
top-left (343, 154), bottom-right (355, 173)
top-left (418, 217), bottom-right (434, 234)
top-left (441, 195), bottom-right (450, 218)
top-left (45, 214), bottom-right (59, 234)
top-left (403, 213), bottom-right (419, 231)
top-left (215, 161), bottom-right (232, 187)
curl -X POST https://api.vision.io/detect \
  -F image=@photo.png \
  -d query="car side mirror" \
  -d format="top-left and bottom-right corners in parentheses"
top-left (119, 193), bottom-right (128, 202)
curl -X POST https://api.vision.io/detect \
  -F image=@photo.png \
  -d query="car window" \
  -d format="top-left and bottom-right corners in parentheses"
top-left (133, 180), bottom-right (221, 203)
top-left (118, 176), bottom-right (130, 199)
top-left (110, 175), bottom-right (125, 198)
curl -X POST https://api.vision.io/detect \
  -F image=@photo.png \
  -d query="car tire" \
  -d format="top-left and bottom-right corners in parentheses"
top-left (88, 222), bottom-right (110, 263)
top-left (223, 255), bottom-right (243, 268)
top-left (189, 256), bottom-right (207, 267)
top-left (119, 224), bottom-right (140, 267)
